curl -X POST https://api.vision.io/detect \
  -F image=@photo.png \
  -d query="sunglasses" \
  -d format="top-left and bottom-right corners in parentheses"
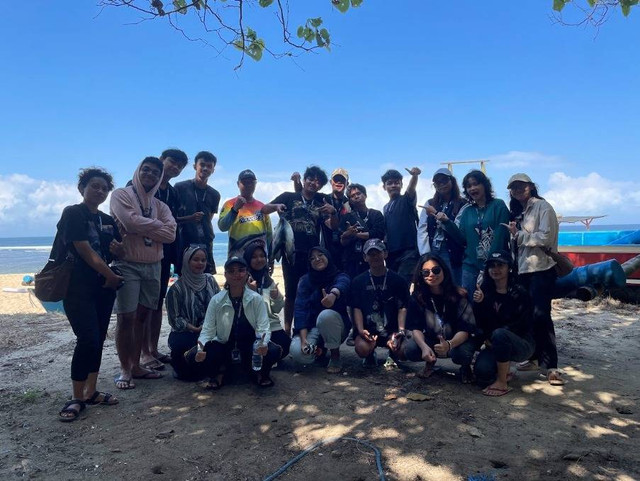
top-left (421, 266), bottom-right (443, 277)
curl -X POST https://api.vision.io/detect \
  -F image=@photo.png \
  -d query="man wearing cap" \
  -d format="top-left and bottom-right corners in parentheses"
top-left (417, 168), bottom-right (467, 285)
top-left (350, 239), bottom-right (410, 366)
top-left (339, 183), bottom-right (386, 281)
top-left (381, 167), bottom-right (422, 283)
top-left (321, 168), bottom-right (351, 268)
top-left (174, 151), bottom-right (221, 274)
top-left (218, 169), bottom-right (273, 257)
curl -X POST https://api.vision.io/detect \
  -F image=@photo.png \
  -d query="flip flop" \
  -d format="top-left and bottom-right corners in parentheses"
top-left (482, 386), bottom-right (512, 397)
top-left (114, 375), bottom-right (136, 390)
top-left (85, 391), bottom-right (119, 406)
top-left (132, 370), bottom-right (163, 380)
top-left (547, 370), bottom-right (566, 386)
top-left (156, 353), bottom-right (172, 363)
top-left (326, 358), bottom-right (342, 374)
top-left (141, 360), bottom-right (165, 371)
top-left (516, 360), bottom-right (538, 372)
top-left (59, 399), bottom-right (86, 422)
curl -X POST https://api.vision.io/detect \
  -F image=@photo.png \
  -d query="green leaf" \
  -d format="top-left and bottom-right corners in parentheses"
top-left (247, 43), bottom-right (263, 61)
top-left (587, 0), bottom-right (595, 6)
top-left (315, 33), bottom-right (325, 47)
top-left (259, 0), bottom-right (274, 7)
top-left (296, 26), bottom-right (305, 38)
top-left (333, 0), bottom-right (350, 13)
top-left (232, 39), bottom-right (244, 51)
top-left (173, 0), bottom-right (188, 14)
top-left (319, 28), bottom-right (330, 42)
top-left (310, 17), bottom-right (323, 28)
top-left (552, 0), bottom-right (567, 12)
top-left (351, 0), bottom-right (364, 7)
top-left (621, 3), bottom-right (631, 15)
top-left (246, 27), bottom-right (257, 42)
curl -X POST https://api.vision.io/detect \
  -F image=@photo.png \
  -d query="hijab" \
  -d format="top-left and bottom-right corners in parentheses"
top-left (180, 246), bottom-right (207, 292)
top-left (243, 241), bottom-right (272, 292)
top-left (307, 246), bottom-right (339, 288)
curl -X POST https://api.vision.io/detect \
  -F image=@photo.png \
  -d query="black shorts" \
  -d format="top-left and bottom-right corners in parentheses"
top-left (282, 255), bottom-right (308, 301)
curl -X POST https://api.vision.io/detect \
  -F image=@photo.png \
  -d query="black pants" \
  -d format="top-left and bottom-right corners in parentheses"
top-left (519, 267), bottom-right (558, 369)
top-left (202, 339), bottom-right (280, 380)
top-left (474, 329), bottom-right (535, 386)
top-left (404, 335), bottom-right (476, 367)
top-left (63, 286), bottom-right (116, 382)
top-left (168, 331), bottom-right (207, 381)
top-left (270, 329), bottom-right (291, 359)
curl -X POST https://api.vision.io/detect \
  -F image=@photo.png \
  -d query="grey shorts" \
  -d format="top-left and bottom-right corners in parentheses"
top-left (113, 261), bottom-right (161, 314)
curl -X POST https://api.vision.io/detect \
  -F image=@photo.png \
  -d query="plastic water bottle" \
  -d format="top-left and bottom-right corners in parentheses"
top-left (252, 337), bottom-right (264, 371)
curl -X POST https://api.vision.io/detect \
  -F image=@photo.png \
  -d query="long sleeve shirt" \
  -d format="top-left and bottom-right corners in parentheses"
top-left (514, 197), bottom-right (558, 274)
top-left (166, 275), bottom-right (220, 332)
top-left (199, 287), bottom-right (271, 345)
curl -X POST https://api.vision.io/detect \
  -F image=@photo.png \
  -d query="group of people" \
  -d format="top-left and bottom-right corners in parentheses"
top-left (52, 149), bottom-right (565, 423)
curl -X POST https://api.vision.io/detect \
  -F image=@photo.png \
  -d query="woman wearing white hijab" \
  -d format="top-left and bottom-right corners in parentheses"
top-left (166, 246), bottom-right (220, 380)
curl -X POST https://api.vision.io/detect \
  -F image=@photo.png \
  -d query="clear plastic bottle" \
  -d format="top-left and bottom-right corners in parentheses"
top-left (252, 337), bottom-right (264, 371)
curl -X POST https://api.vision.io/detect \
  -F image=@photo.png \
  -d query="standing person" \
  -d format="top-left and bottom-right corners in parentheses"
top-left (56, 168), bottom-right (125, 422)
top-left (351, 239), bottom-right (410, 367)
top-left (381, 167), bottom-right (421, 283)
top-left (339, 183), bottom-right (386, 281)
top-left (290, 247), bottom-right (351, 373)
top-left (165, 246), bottom-right (220, 381)
top-left (174, 151), bottom-right (221, 274)
top-left (217, 169), bottom-right (273, 257)
top-left (264, 166), bottom-right (339, 334)
top-left (417, 168), bottom-right (467, 285)
top-left (506, 173), bottom-right (565, 386)
top-left (439, 170), bottom-right (510, 300)
top-left (322, 168), bottom-right (351, 268)
top-left (473, 251), bottom-right (535, 396)
top-left (110, 157), bottom-right (177, 389)
top-left (193, 256), bottom-right (279, 389)
top-left (403, 254), bottom-right (477, 382)
top-left (243, 242), bottom-right (291, 359)
top-left (140, 148), bottom-right (189, 371)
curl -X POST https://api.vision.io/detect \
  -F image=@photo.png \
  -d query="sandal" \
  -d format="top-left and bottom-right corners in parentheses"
top-left (85, 391), bottom-right (119, 406)
top-left (132, 369), bottom-right (163, 380)
top-left (114, 375), bottom-right (136, 390)
top-left (142, 360), bottom-right (165, 371)
top-left (327, 358), bottom-right (342, 374)
top-left (59, 399), bottom-right (86, 422)
top-left (547, 370), bottom-right (566, 386)
top-left (482, 386), bottom-right (512, 397)
top-left (156, 352), bottom-right (172, 363)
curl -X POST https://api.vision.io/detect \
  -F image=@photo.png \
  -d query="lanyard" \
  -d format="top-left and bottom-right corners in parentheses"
top-left (475, 206), bottom-right (485, 236)
top-left (131, 187), bottom-right (152, 217)
top-left (369, 269), bottom-right (388, 297)
top-left (430, 297), bottom-right (445, 332)
top-left (357, 209), bottom-right (369, 226)
top-left (156, 187), bottom-right (170, 205)
top-left (231, 295), bottom-right (244, 349)
top-left (193, 183), bottom-right (207, 205)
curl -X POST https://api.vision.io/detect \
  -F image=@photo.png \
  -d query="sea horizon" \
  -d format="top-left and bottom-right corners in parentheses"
top-left (1, 224), bottom-right (639, 275)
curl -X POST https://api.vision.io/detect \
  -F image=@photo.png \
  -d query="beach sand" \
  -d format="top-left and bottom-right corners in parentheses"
top-left (1, 271), bottom-right (639, 480)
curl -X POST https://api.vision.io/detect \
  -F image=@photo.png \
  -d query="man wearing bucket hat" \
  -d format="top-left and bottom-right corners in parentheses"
top-left (218, 169), bottom-right (273, 257)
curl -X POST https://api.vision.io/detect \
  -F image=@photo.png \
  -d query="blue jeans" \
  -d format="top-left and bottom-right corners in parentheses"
top-left (474, 328), bottom-right (535, 386)
top-left (461, 265), bottom-right (481, 302)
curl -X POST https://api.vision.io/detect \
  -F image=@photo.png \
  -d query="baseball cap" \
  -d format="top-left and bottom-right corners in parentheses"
top-left (224, 256), bottom-right (248, 269)
top-left (432, 168), bottom-right (453, 181)
top-left (486, 250), bottom-right (512, 266)
top-left (507, 173), bottom-right (532, 189)
top-left (331, 168), bottom-right (349, 182)
top-left (238, 169), bottom-right (257, 181)
top-left (363, 238), bottom-right (387, 254)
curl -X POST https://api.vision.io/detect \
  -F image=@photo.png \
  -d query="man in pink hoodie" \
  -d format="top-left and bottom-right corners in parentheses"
top-left (110, 157), bottom-right (177, 389)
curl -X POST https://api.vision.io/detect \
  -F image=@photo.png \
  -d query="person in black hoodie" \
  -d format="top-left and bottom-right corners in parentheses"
top-left (472, 250), bottom-right (535, 397)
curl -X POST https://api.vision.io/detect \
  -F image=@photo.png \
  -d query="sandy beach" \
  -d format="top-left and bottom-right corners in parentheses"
top-left (1, 271), bottom-right (639, 480)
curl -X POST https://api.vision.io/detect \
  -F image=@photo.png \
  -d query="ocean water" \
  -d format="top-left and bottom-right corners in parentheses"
top-left (2, 225), bottom-right (639, 275)
top-left (0, 234), bottom-right (231, 275)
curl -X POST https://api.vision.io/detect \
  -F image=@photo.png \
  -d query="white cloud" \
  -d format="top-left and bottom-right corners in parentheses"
top-left (543, 172), bottom-right (640, 219)
top-left (490, 150), bottom-right (564, 170)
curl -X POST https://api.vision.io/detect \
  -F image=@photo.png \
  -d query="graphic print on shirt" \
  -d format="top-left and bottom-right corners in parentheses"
top-left (285, 199), bottom-right (321, 237)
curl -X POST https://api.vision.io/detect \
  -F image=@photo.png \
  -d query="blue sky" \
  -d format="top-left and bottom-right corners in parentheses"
top-left (1, 0), bottom-right (639, 236)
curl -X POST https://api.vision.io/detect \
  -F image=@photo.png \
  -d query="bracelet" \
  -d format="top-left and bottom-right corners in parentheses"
top-left (446, 340), bottom-right (452, 354)
top-left (330, 288), bottom-right (340, 298)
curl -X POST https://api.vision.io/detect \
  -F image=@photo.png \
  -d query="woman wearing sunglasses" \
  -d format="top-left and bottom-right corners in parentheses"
top-left (290, 247), bottom-right (351, 374)
top-left (404, 254), bottom-right (476, 382)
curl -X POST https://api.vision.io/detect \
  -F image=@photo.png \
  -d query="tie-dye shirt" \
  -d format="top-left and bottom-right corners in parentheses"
top-left (217, 197), bottom-right (273, 256)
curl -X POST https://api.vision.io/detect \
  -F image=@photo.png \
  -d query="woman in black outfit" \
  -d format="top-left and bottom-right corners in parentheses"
top-left (55, 168), bottom-right (125, 422)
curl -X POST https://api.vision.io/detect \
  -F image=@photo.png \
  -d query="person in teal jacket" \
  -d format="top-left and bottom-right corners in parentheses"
top-left (438, 170), bottom-right (510, 299)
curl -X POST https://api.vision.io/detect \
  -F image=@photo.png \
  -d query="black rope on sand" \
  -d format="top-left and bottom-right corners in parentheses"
top-left (262, 436), bottom-right (387, 481)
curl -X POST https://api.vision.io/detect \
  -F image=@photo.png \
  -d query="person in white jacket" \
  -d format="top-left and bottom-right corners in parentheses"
top-left (194, 256), bottom-right (279, 389)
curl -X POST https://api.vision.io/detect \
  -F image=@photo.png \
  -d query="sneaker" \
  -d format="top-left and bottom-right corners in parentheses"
top-left (516, 360), bottom-right (539, 372)
top-left (362, 351), bottom-right (378, 367)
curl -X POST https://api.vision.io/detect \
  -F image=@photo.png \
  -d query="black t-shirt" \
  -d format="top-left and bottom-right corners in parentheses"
top-left (175, 180), bottom-right (221, 244)
top-left (406, 294), bottom-right (475, 346)
top-left (383, 192), bottom-right (418, 253)
top-left (350, 269), bottom-right (409, 335)
top-left (51, 203), bottom-right (121, 292)
top-left (339, 208), bottom-right (386, 272)
top-left (270, 191), bottom-right (328, 255)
